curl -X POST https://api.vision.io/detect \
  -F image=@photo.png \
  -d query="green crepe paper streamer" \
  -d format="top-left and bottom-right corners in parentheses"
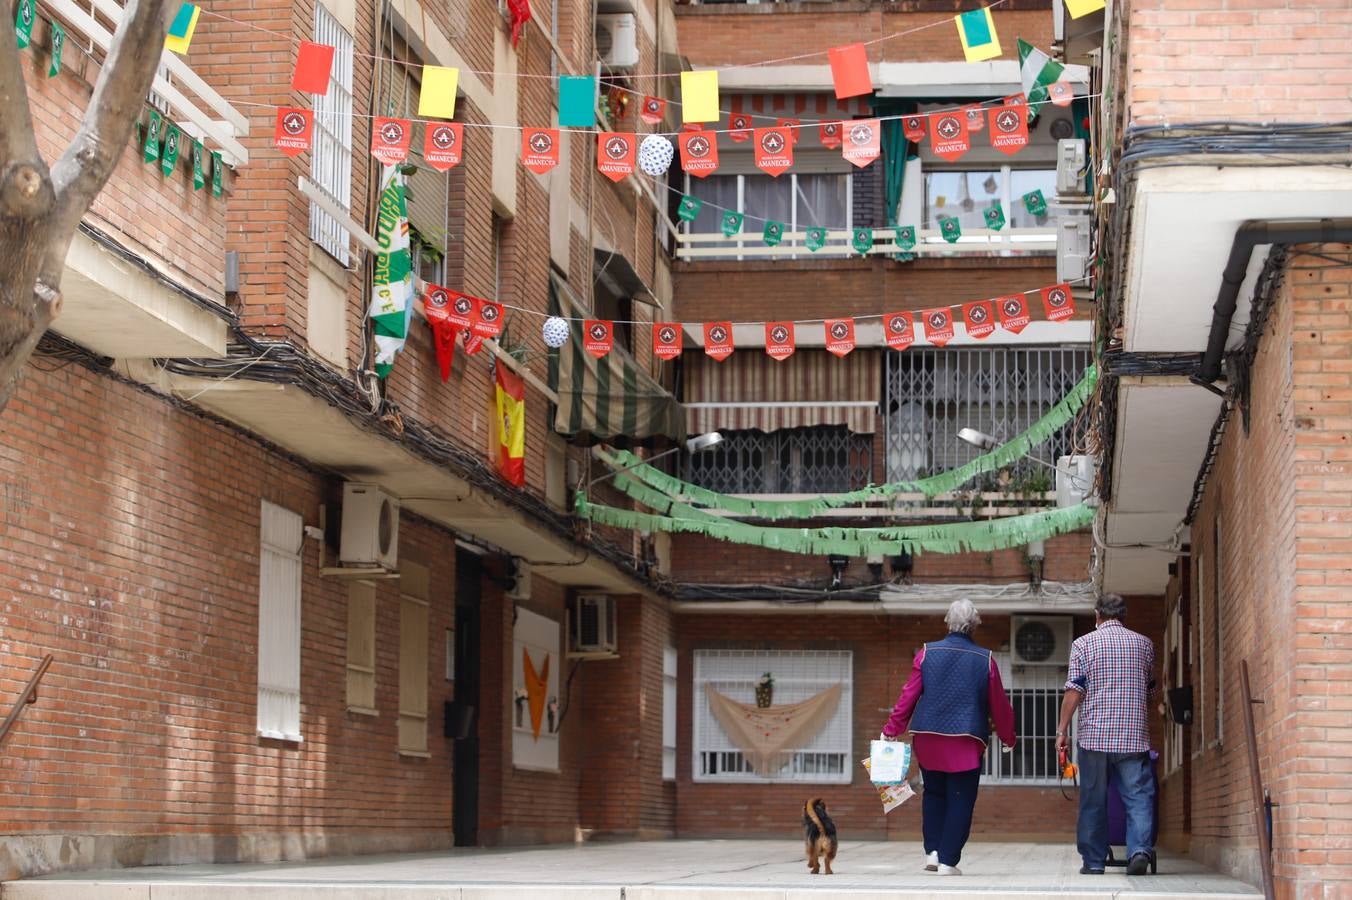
top-left (597, 365), bottom-right (1097, 520)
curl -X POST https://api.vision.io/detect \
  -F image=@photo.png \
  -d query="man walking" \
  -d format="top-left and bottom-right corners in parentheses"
top-left (1056, 593), bottom-right (1156, 876)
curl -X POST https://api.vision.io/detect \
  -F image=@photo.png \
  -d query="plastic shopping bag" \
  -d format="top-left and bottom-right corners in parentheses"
top-left (868, 738), bottom-right (910, 785)
top-left (862, 756), bottom-right (916, 814)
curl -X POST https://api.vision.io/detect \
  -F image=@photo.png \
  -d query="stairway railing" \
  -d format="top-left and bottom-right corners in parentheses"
top-left (0, 654), bottom-right (54, 751)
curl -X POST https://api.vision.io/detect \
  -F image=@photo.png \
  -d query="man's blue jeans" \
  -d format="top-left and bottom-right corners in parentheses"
top-left (1076, 748), bottom-right (1155, 869)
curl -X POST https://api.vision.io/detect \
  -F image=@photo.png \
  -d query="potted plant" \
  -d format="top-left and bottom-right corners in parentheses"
top-left (755, 672), bottom-right (774, 709)
top-left (513, 687), bottom-right (528, 728)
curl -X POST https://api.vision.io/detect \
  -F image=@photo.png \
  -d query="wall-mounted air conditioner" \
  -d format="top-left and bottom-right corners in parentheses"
top-left (1011, 615), bottom-right (1073, 666)
top-left (507, 561), bottom-right (532, 601)
top-left (597, 14), bottom-right (639, 70)
top-left (569, 594), bottom-right (617, 656)
top-left (1056, 454), bottom-right (1097, 508)
top-left (1057, 215), bottom-right (1091, 284)
top-left (339, 482), bottom-right (399, 570)
top-left (1056, 139), bottom-right (1088, 199)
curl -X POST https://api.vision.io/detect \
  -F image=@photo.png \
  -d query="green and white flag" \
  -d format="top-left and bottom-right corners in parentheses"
top-left (1023, 189), bottom-right (1048, 217)
top-left (677, 194), bottom-right (702, 222)
top-left (805, 227), bottom-right (826, 252)
top-left (1018, 39), bottom-right (1064, 109)
top-left (984, 202), bottom-right (1006, 231)
top-left (192, 141), bottom-right (205, 190)
top-left (160, 123), bottom-right (181, 176)
top-left (47, 20), bottom-right (63, 76)
top-left (762, 219), bottom-right (784, 247)
top-left (144, 110), bottom-right (162, 163)
top-left (211, 151), bottom-right (223, 196)
top-left (939, 216), bottom-right (961, 244)
top-left (895, 225), bottom-right (916, 252)
top-left (15, 0), bottom-right (34, 48)
top-left (721, 210), bottom-right (743, 237)
top-left (852, 227), bottom-right (872, 255)
top-left (369, 165), bottom-right (413, 378)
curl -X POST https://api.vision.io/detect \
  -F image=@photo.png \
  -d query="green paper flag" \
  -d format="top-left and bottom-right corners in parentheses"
top-left (940, 216), bottom-right (961, 243)
top-left (721, 210), bottom-right (743, 237)
top-left (558, 75), bottom-right (597, 128)
top-left (852, 227), bottom-right (872, 255)
top-left (47, 19), bottom-right (63, 76)
top-left (15, 0), bottom-right (34, 48)
top-left (1023, 189), bottom-right (1048, 216)
top-left (192, 141), bottom-right (205, 190)
top-left (144, 111), bottom-right (162, 163)
top-left (984, 202), bottom-right (1006, 231)
top-left (763, 220), bottom-right (785, 246)
top-left (677, 194), bottom-right (702, 222)
top-left (211, 151), bottom-right (223, 197)
top-left (896, 225), bottom-right (916, 252)
top-left (160, 124), bottom-right (181, 176)
top-left (805, 227), bottom-right (826, 252)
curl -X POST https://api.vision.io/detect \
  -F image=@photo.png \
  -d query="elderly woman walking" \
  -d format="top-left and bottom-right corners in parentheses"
top-left (881, 599), bottom-right (1016, 875)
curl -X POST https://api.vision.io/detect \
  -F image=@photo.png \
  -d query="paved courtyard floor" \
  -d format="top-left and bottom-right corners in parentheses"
top-left (5, 840), bottom-right (1263, 900)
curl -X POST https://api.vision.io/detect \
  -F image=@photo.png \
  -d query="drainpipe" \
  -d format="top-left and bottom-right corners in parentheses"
top-left (1193, 218), bottom-right (1352, 388)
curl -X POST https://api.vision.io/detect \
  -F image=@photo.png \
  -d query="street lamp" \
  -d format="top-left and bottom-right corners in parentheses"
top-left (956, 427), bottom-right (1088, 490)
top-left (586, 431), bottom-right (724, 489)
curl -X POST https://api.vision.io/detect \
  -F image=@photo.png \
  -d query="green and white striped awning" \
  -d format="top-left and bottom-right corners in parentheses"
top-left (548, 277), bottom-right (685, 443)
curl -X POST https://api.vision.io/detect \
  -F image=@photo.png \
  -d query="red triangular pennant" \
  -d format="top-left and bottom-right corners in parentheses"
top-left (824, 318), bottom-right (856, 357)
top-left (902, 115), bottom-right (926, 143)
top-left (640, 95), bottom-right (666, 124)
top-left (819, 121), bottom-right (843, 149)
top-left (473, 300), bottom-right (504, 337)
top-left (765, 322), bottom-right (795, 361)
top-left (922, 307), bottom-right (955, 346)
top-left (996, 294), bottom-right (1030, 334)
top-left (424, 122), bottom-right (464, 171)
top-left (928, 112), bottom-right (970, 163)
top-left (729, 112), bottom-right (753, 143)
top-left (988, 105), bottom-right (1029, 156)
top-left (371, 117), bottom-right (412, 166)
top-left (1041, 283), bottom-right (1076, 321)
top-left (274, 108), bottom-right (313, 157)
top-left (432, 321), bottom-right (458, 381)
top-left (597, 132), bottom-right (636, 183)
top-left (753, 127), bottom-right (793, 177)
top-left (653, 323), bottom-right (683, 360)
top-left (522, 128), bottom-right (560, 174)
top-left (584, 320), bottom-right (613, 358)
top-left (962, 301), bottom-right (995, 339)
top-left (680, 129), bottom-right (719, 178)
top-left (704, 322), bottom-right (734, 361)
top-left (841, 119), bottom-right (880, 168)
top-left (884, 312), bottom-right (915, 351)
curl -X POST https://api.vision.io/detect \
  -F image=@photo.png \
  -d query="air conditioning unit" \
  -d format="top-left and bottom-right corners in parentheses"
top-left (1056, 139), bottom-right (1088, 198)
top-left (596, 14), bottom-right (639, 70)
top-left (569, 594), bottom-right (617, 655)
top-left (339, 482), bottom-right (399, 569)
top-left (1011, 615), bottom-right (1073, 666)
top-left (507, 560), bottom-right (531, 600)
top-left (1057, 215), bottom-right (1091, 283)
top-left (1056, 454), bottom-right (1097, 508)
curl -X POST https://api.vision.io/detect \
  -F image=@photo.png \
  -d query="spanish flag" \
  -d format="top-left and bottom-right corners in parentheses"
top-left (495, 365), bottom-right (526, 487)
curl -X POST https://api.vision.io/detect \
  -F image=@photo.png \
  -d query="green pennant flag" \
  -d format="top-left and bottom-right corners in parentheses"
top-left (763, 219), bottom-right (785, 247)
top-left (721, 210), bottom-right (743, 237)
top-left (144, 111), bottom-right (162, 164)
top-left (805, 227), bottom-right (826, 252)
top-left (895, 225), bottom-right (916, 252)
top-left (192, 141), bottom-right (205, 190)
top-left (677, 195), bottom-right (702, 222)
top-left (984, 202), bottom-right (1006, 231)
top-left (211, 151), bottom-right (223, 197)
top-left (852, 227), bottom-right (872, 255)
top-left (1023, 189), bottom-right (1048, 217)
top-left (15, 0), bottom-right (34, 48)
top-left (160, 124), bottom-right (181, 176)
top-left (939, 216), bottom-right (961, 243)
top-left (47, 20), bottom-right (63, 76)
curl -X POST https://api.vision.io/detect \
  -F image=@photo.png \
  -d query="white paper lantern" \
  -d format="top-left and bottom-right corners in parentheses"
top-left (638, 134), bottom-right (674, 177)
top-left (542, 316), bottom-right (571, 348)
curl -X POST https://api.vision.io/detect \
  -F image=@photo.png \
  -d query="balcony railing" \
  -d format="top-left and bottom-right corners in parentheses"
top-left (674, 226), bottom-right (1056, 262)
top-left (686, 426), bottom-right (872, 496)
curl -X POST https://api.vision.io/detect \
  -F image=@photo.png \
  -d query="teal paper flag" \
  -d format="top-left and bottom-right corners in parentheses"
top-left (677, 195), bottom-right (702, 222)
top-left (160, 124), bottom-right (181, 176)
top-left (763, 220), bottom-right (785, 246)
top-left (144, 111), bottom-right (162, 163)
top-left (1023, 189), bottom-right (1047, 216)
top-left (211, 151), bottom-right (223, 197)
top-left (852, 227), bottom-right (872, 255)
top-left (805, 227), bottom-right (826, 252)
top-left (558, 76), bottom-right (597, 128)
top-left (939, 216), bottom-right (961, 243)
top-left (192, 141), bottom-right (205, 190)
top-left (47, 19), bottom-right (63, 76)
top-left (721, 210), bottom-right (743, 237)
top-left (984, 202), bottom-right (1005, 231)
top-left (895, 225), bottom-right (916, 252)
top-left (15, 0), bottom-right (34, 48)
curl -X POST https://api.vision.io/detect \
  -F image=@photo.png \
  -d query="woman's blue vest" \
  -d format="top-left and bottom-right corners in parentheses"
top-left (908, 632), bottom-right (992, 743)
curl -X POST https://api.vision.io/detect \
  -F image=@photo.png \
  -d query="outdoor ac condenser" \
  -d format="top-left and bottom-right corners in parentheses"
top-left (596, 14), bottom-right (638, 70)
top-left (339, 482), bottom-right (399, 570)
top-left (1056, 454), bottom-right (1097, 508)
top-left (1010, 615), bottom-right (1073, 666)
top-left (570, 595), bottom-right (617, 655)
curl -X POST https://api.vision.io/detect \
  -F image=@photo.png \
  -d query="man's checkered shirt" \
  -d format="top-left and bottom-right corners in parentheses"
top-left (1065, 619), bottom-right (1156, 754)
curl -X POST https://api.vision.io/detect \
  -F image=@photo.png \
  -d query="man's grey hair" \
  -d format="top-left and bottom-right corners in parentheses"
top-left (1096, 593), bottom-right (1128, 621)
top-left (945, 599), bottom-right (982, 635)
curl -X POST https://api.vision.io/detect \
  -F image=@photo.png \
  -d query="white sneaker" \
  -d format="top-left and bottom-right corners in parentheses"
top-left (925, 851), bottom-right (938, 872)
top-left (937, 864), bottom-right (962, 876)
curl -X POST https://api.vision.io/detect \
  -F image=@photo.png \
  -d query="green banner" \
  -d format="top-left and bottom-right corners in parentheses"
top-left (852, 227), bottom-right (872, 255)
top-left (15, 0), bottom-right (34, 48)
top-left (677, 195), bottom-right (702, 222)
top-left (143, 110), bottom-right (162, 163)
top-left (762, 220), bottom-right (784, 246)
top-left (368, 165), bottom-right (413, 376)
top-left (721, 210), bottom-right (743, 237)
top-left (192, 141), bottom-right (205, 190)
top-left (211, 151), bottom-right (223, 197)
top-left (940, 216), bottom-right (961, 244)
top-left (1024, 189), bottom-right (1047, 217)
top-left (896, 225), bottom-right (916, 252)
top-left (160, 124), bottom-right (181, 176)
top-left (984, 202), bottom-right (1006, 231)
top-left (47, 19), bottom-right (63, 76)
top-left (805, 227), bottom-right (826, 252)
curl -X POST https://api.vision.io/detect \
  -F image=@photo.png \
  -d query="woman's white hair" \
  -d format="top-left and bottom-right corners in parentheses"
top-left (945, 599), bottom-right (982, 635)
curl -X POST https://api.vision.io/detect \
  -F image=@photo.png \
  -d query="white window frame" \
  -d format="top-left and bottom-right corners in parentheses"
top-left (981, 652), bottom-right (1073, 786)
top-left (692, 649), bottom-right (852, 784)
top-left (1211, 512), bottom-right (1224, 750)
top-left (257, 500), bottom-right (303, 742)
top-left (662, 646), bottom-right (678, 781)
top-left (310, 4), bottom-right (354, 266)
top-left (1193, 550), bottom-right (1206, 757)
top-left (1163, 605), bottom-right (1183, 776)
top-left (681, 172), bottom-right (854, 261)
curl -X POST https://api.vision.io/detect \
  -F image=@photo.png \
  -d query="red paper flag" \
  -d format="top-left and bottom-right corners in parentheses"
top-left (424, 122), bottom-right (464, 170)
top-left (963, 301), bottom-right (995, 339)
top-left (824, 318), bottom-right (856, 357)
top-left (842, 119), bottom-right (880, 168)
top-left (963, 103), bottom-right (985, 133)
top-left (929, 112), bottom-right (970, 163)
top-left (652, 323), bottom-right (682, 360)
top-left (507, 0), bottom-right (531, 47)
top-left (777, 117), bottom-right (802, 145)
top-left (679, 129), bottom-right (719, 178)
top-left (753, 127), bottom-right (793, 177)
top-left (729, 112), bottom-right (753, 143)
top-left (902, 115), bottom-right (926, 143)
top-left (292, 41), bottom-right (334, 94)
top-left (274, 108), bottom-right (313, 157)
top-left (597, 132), bottom-right (636, 182)
top-left (1002, 93), bottom-right (1027, 109)
top-left (989, 105), bottom-right (1029, 156)
top-left (996, 294), bottom-right (1030, 333)
top-left (704, 322), bottom-right (733, 361)
top-left (432, 321), bottom-right (458, 382)
top-left (640, 95), bottom-right (666, 124)
top-left (371, 117), bottom-right (412, 166)
top-left (584, 320), bottom-right (613, 358)
top-left (1041, 283), bottom-right (1076, 321)
top-left (522, 128), bottom-right (560, 174)
top-left (922, 307), bottom-right (955, 346)
top-left (474, 300), bottom-right (504, 338)
top-left (765, 322), bottom-right (795, 360)
top-left (819, 121), bottom-right (843, 149)
top-left (828, 43), bottom-right (872, 99)
top-left (443, 290), bottom-right (477, 330)
top-left (884, 312), bottom-right (915, 351)
top-left (1049, 80), bottom-right (1074, 107)
top-left (463, 330), bottom-right (486, 355)
top-left (423, 284), bottom-right (454, 324)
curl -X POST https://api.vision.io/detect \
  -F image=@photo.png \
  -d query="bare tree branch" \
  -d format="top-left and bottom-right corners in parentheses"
top-left (0, 1), bottom-right (53, 220)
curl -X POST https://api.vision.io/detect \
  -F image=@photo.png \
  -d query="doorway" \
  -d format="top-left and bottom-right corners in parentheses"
top-left (452, 548), bottom-right (482, 847)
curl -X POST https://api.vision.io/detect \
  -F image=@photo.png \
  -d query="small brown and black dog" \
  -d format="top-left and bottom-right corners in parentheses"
top-left (802, 797), bottom-right (838, 875)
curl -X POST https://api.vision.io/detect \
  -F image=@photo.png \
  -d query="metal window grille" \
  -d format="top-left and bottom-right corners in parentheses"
top-left (309, 5), bottom-right (354, 266)
top-left (693, 649), bottom-right (852, 784)
top-left (981, 652), bottom-right (1076, 785)
top-left (686, 426), bottom-right (872, 495)
top-left (884, 346), bottom-right (1092, 484)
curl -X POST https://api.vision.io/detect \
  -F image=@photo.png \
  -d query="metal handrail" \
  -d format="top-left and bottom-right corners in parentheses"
top-left (1240, 659), bottom-right (1276, 900)
top-left (0, 655), bottom-right (54, 750)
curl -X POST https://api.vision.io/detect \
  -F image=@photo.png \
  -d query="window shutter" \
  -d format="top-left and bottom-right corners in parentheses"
top-left (258, 501), bottom-right (303, 741)
top-left (398, 561), bottom-right (430, 754)
top-left (346, 580), bottom-right (377, 712)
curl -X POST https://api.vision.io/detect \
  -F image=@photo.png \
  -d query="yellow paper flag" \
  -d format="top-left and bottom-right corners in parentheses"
top-left (419, 66), bottom-right (459, 119)
top-left (1064, 0), bottom-right (1105, 19)
top-left (955, 7), bottom-right (1001, 63)
top-left (680, 70), bottom-right (720, 124)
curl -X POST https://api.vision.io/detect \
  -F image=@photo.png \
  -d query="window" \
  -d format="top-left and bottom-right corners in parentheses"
top-left (399, 562), bottom-right (430, 755)
top-left (1193, 550), bottom-right (1205, 755)
top-left (1162, 602), bottom-right (1184, 776)
top-left (982, 652), bottom-right (1073, 785)
top-left (688, 426), bottom-right (872, 494)
top-left (346, 580), bottom-right (377, 713)
top-left (309, 4), bottom-right (354, 265)
top-left (1212, 512), bottom-right (1223, 749)
top-left (682, 172), bottom-right (852, 258)
top-left (663, 647), bottom-right (678, 781)
top-left (258, 501), bottom-right (303, 742)
top-left (923, 168), bottom-right (1056, 232)
top-left (693, 650), bottom-right (852, 784)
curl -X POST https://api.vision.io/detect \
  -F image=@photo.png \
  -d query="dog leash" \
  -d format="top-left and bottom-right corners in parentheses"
top-left (1058, 746), bottom-right (1079, 801)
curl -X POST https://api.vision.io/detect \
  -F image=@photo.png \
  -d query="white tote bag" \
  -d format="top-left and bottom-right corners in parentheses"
top-left (868, 738), bottom-right (910, 785)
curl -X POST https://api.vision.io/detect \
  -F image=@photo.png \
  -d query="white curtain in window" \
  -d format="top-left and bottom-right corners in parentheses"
top-left (688, 175), bottom-right (740, 234)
